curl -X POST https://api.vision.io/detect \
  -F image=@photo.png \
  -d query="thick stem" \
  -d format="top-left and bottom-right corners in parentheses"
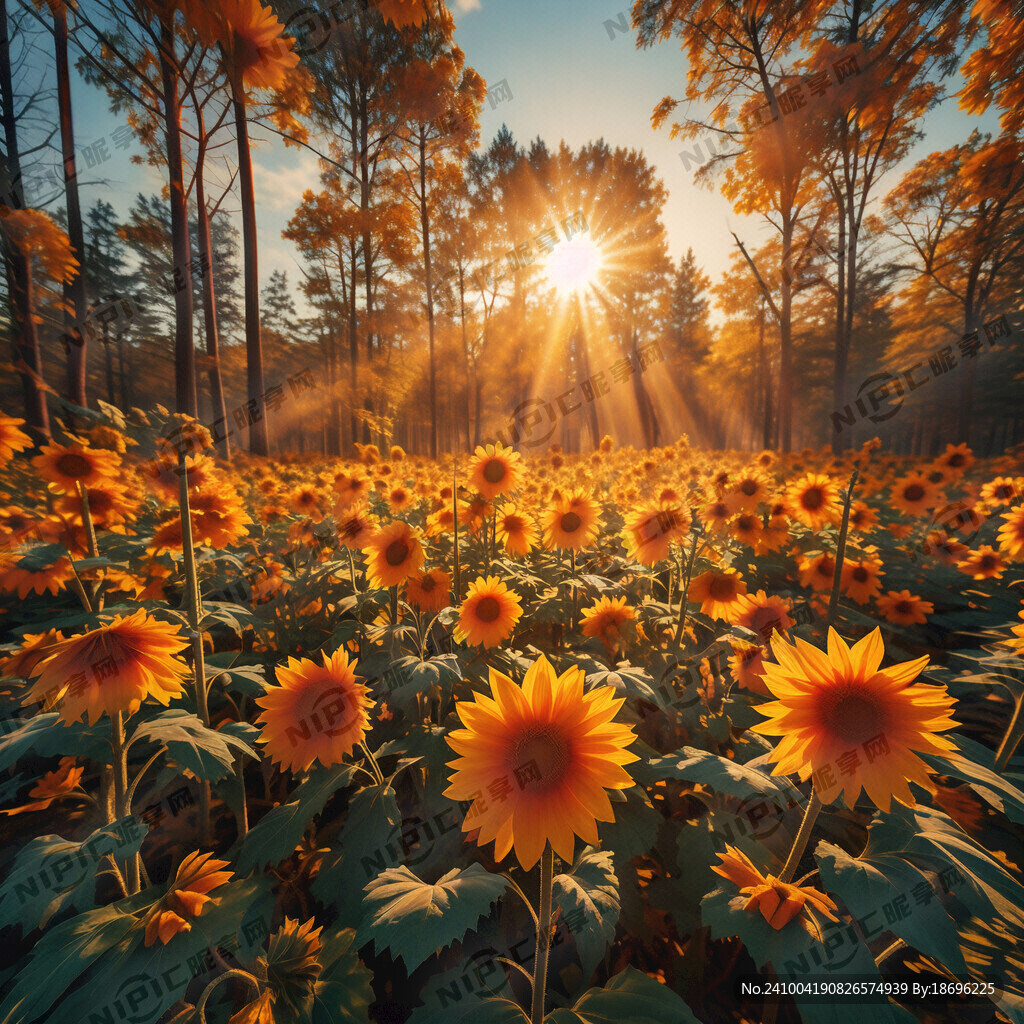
top-left (826, 469), bottom-right (859, 630)
top-left (673, 535), bottom-right (701, 648)
top-left (530, 845), bottom-right (554, 1024)
top-left (110, 710), bottom-right (139, 893)
top-left (778, 788), bottom-right (822, 884)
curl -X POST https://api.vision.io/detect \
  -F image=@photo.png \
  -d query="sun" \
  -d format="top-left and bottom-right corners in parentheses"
top-left (543, 235), bottom-right (603, 296)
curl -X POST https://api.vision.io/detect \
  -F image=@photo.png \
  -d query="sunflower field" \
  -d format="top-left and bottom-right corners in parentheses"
top-left (0, 406), bottom-right (1023, 1024)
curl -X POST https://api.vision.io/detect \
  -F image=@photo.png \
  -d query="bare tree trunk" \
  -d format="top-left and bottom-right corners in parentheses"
top-left (103, 323), bottom-right (116, 404)
top-left (418, 133), bottom-right (438, 457)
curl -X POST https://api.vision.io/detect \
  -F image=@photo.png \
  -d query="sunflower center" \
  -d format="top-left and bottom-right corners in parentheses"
top-left (503, 515), bottom-right (524, 533)
top-left (928, 471), bottom-right (945, 484)
top-left (512, 726), bottom-right (570, 790)
top-left (980, 554), bottom-right (998, 570)
top-left (895, 600), bottom-right (913, 615)
top-left (709, 576), bottom-right (736, 600)
top-left (820, 687), bottom-right (885, 745)
top-left (801, 488), bottom-right (824, 511)
top-left (475, 596), bottom-right (501, 622)
top-left (385, 540), bottom-right (410, 566)
top-left (483, 460), bottom-right (507, 484)
top-left (751, 608), bottom-right (784, 640)
top-left (738, 515), bottom-right (757, 531)
top-left (996, 485), bottom-right (1014, 500)
top-left (56, 453), bottom-right (92, 479)
top-left (741, 480), bottom-right (759, 496)
top-left (560, 512), bottom-right (582, 533)
top-left (904, 484), bottom-right (925, 502)
top-left (852, 566), bottom-right (869, 583)
top-left (420, 575), bottom-right (437, 593)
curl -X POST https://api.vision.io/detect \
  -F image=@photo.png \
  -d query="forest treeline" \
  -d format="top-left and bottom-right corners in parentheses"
top-left (1, 0), bottom-right (1022, 456)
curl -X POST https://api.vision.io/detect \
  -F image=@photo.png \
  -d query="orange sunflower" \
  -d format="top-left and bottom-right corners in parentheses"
top-left (980, 476), bottom-right (1022, 508)
top-left (725, 470), bottom-right (770, 513)
top-left (890, 473), bottom-right (939, 517)
top-left (921, 530), bottom-right (970, 566)
top-left (0, 414), bottom-right (32, 465)
top-left (622, 503), bottom-right (691, 565)
top-left (32, 442), bottom-right (119, 494)
top-left (688, 569), bottom-right (748, 620)
top-left (405, 567), bottom-right (452, 613)
top-left (469, 442), bottom-right (524, 500)
top-left (847, 502), bottom-right (879, 533)
top-left (840, 556), bottom-right (885, 605)
top-left (256, 648), bottom-right (372, 772)
top-left (728, 642), bottom-right (769, 694)
top-left (934, 443), bottom-right (974, 476)
top-left (957, 545), bottom-right (1006, 580)
top-left (876, 589), bottom-right (934, 626)
top-left (24, 610), bottom-right (189, 723)
top-left (1, 629), bottom-right (64, 681)
top-left (142, 851), bottom-right (234, 946)
top-left (784, 474), bottom-right (841, 530)
top-left (997, 506), bottom-right (1024, 559)
top-left (454, 576), bottom-right (522, 648)
top-left (712, 846), bottom-right (838, 932)
top-left (361, 520), bottom-right (425, 589)
top-left (0, 757), bottom-right (84, 816)
top-left (729, 512), bottom-right (763, 548)
top-left (751, 627), bottom-right (959, 811)
top-left (541, 491), bottom-right (602, 551)
top-left (443, 655), bottom-right (639, 869)
top-left (203, 0), bottom-right (300, 91)
top-left (729, 590), bottom-right (794, 646)
top-left (336, 504), bottom-right (379, 550)
top-left (495, 503), bottom-right (539, 556)
top-left (797, 552), bottom-right (836, 592)
top-left (0, 554), bottom-right (73, 598)
top-left (580, 595), bottom-right (635, 654)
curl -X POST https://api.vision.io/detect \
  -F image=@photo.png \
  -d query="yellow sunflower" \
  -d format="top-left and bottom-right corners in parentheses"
top-left (957, 545), bottom-right (1006, 580)
top-left (32, 442), bottom-right (119, 494)
top-left (890, 473), bottom-right (939, 517)
top-left (750, 628), bottom-right (958, 811)
top-left (443, 655), bottom-right (639, 869)
top-left (0, 414), bottom-right (32, 465)
top-left (405, 567), bottom-right (452, 613)
top-left (541, 491), bottom-right (603, 551)
top-left (876, 589), bottom-right (933, 626)
top-left (256, 648), bottom-right (372, 773)
top-left (622, 503), bottom-right (691, 565)
top-left (361, 520), bottom-right (425, 589)
top-left (495, 503), bottom-right (539, 556)
top-left (784, 473), bottom-right (841, 530)
top-left (997, 506), bottom-right (1024, 559)
top-left (688, 569), bottom-right (748, 620)
top-left (729, 590), bottom-right (794, 645)
top-left (470, 442), bottom-right (524, 500)
top-left (580, 595), bottom-right (635, 654)
top-left (840, 556), bottom-right (885, 605)
top-left (454, 575), bottom-right (522, 648)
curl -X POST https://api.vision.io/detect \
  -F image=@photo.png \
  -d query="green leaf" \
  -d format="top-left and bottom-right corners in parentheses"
top-left (920, 735), bottom-right (1024, 824)
top-left (356, 863), bottom-right (508, 973)
top-left (0, 715), bottom-right (112, 772)
top-left (238, 763), bottom-right (358, 873)
top-left (544, 966), bottom-right (700, 1024)
top-left (552, 849), bottom-right (620, 981)
top-left (407, 999), bottom-right (529, 1024)
top-left (0, 816), bottom-right (146, 932)
top-left (129, 709), bottom-right (257, 783)
top-left (597, 786), bottom-right (660, 864)
top-left (311, 926), bottom-right (374, 1024)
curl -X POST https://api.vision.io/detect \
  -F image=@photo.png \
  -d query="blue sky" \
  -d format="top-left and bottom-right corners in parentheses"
top-left (37, 0), bottom-right (999, 316)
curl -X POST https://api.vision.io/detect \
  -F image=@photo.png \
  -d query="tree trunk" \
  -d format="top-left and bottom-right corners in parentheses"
top-left (232, 86), bottom-right (268, 454)
top-left (54, 5), bottom-right (88, 411)
top-left (418, 133), bottom-right (437, 457)
top-left (160, 28), bottom-right (197, 418)
top-left (103, 322), bottom-right (116, 404)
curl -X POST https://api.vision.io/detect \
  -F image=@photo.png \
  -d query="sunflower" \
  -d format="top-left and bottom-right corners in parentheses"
top-left (361, 520), bottom-right (425, 589)
top-left (847, 502), bottom-right (879, 533)
top-left (688, 569), bottom-right (748, 620)
top-left (797, 552), bottom-right (836, 592)
top-left (840, 556), bottom-right (885, 605)
top-left (387, 485), bottom-right (416, 513)
top-left (699, 497), bottom-right (733, 534)
top-left (143, 453), bottom-right (214, 500)
top-left (0, 553), bottom-right (73, 598)
top-left (921, 530), bottom-right (969, 566)
top-left (997, 506), bottom-right (1024, 559)
top-left (890, 473), bottom-right (939, 517)
top-left (580, 595), bottom-right (635, 654)
top-left (876, 589), bottom-right (934, 626)
top-left (256, 648), bottom-right (372, 772)
top-left (425, 505), bottom-right (456, 536)
top-left (934, 443), bottom-right (974, 476)
top-left (956, 545), bottom-right (1006, 580)
top-left (729, 512), bottom-right (763, 548)
top-left (204, 0), bottom-right (300, 90)
top-left (541, 491), bottom-right (603, 551)
top-left (495, 503), bottom-right (539, 556)
top-left (149, 486), bottom-right (253, 554)
top-left (289, 486), bottom-right (324, 523)
top-left (405, 567), bottom-right (452, 613)
top-left (725, 470), bottom-right (770, 513)
top-left (470, 442), bottom-right (524, 500)
top-left (0, 506), bottom-right (39, 547)
top-left (729, 590), bottom-right (794, 645)
top-left (336, 504), bottom-right (379, 550)
top-left (24, 610), bottom-right (189, 724)
top-left (0, 757), bottom-right (85, 816)
top-left (750, 628), bottom-right (958, 811)
top-left (712, 846), bottom-right (838, 932)
top-left (333, 471), bottom-right (370, 509)
top-left (32, 442), bottom-right (119, 494)
top-left (622, 503), bottom-right (691, 564)
top-left (755, 514), bottom-right (791, 554)
top-left (784, 473), bottom-right (841, 530)
top-left (458, 496), bottom-right (493, 536)
top-left (727, 642), bottom-right (769, 694)
top-left (454, 575), bottom-right (523, 648)
top-left (443, 655), bottom-right (639, 869)
top-left (0, 629), bottom-right (64, 682)
top-left (981, 477), bottom-right (1023, 508)
top-left (56, 482), bottom-right (135, 529)
top-left (0, 414), bottom-right (32, 465)
top-left (141, 851), bottom-right (234, 947)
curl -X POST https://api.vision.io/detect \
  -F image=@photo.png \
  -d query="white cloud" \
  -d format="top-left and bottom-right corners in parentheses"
top-left (456, 0), bottom-right (480, 11)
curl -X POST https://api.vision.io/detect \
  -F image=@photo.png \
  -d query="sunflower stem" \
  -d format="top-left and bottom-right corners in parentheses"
top-left (178, 455), bottom-right (212, 847)
top-left (390, 585), bottom-right (399, 625)
top-left (826, 469), bottom-right (859, 631)
top-left (77, 481), bottom-right (99, 559)
top-left (359, 741), bottom-right (386, 787)
top-left (673, 534), bottom-right (700, 650)
top-left (530, 844), bottom-right (554, 1024)
top-left (110, 710), bottom-right (140, 894)
top-left (453, 461), bottom-right (461, 601)
top-left (570, 549), bottom-right (578, 625)
top-left (994, 694), bottom-right (1024, 772)
top-left (346, 547), bottom-right (358, 593)
top-left (778, 788), bottom-right (822, 884)
top-left (193, 968), bottom-right (260, 1024)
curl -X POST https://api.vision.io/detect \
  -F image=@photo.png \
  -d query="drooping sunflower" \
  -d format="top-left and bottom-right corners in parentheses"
top-left (622, 503), bottom-right (691, 564)
top-left (729, 590), bottom-right (794, 645)
top-left (890, 473), bottom-right (939, 517)
top-left (405, 567), bottom-right (452, 613)
top-left (997, 506), bottom-right (1024, 560)
top-left (0, 629), bottom-right (64, 682)
top-left (32, 442), bottom-right (119, 494)
top-left (580, 595), bottom-right (635, 654)
top-left (688, 569), bottom-right (748, 620)
top-left (0, 553), bottom-right (73, 599)
top-left (957, 545), bottom-right (1007, 580)
top-left (876, 589), bottom-right (934, 626)
top-left (443, 655), bottom-right (639, 869)
top-left (712, 846), bottom-right (838, 932)
top-left (469, 442), bottom-right (524, 500)
top-left (495, 503), bottom-right (539, 556)
top-left (0, 414), bottom-right (32, 466)
top-left (840, 556), bottom-right (885, 605)
top-left (141, 851), bottom-right (234, 946)
top-left (203, 0), bottom-right (300, 90)
top-left (541, 491), bottom-right (603, 551)
top-left (24, 610), bottom-right (189, 724)
top-left (751, 628), bottom-right (959, 811)
top-left (361, 520), bottom-right (425, 589)
top-left (727, 641), bottom-right (769, 695)
top-left (256, 648), bottom-right (372, 773)
top-left (454, 576), bottom-right (522, 648)
top-left (784, 473), bottom-right (841, 530)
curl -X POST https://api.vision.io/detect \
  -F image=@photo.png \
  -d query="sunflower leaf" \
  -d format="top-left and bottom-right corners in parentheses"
top-left (597, 786), bottom-right (661, 864)
top-left (919, 734), bottom-right (1024, 824)
top-left (552, 849), bottom-right (620, 981)
top-left (238, 763), bottom-right (358, 873)
top-left (0, 714), bottom-right (112, 772)
top-left (356, 863), bottom-right (509, 973)
top-left (311, 926), bottom-right (375, 1024)
top-left (129, 709), bottom-right (258, 783)
top-left (544, 966), bottom-right (700, 1023)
